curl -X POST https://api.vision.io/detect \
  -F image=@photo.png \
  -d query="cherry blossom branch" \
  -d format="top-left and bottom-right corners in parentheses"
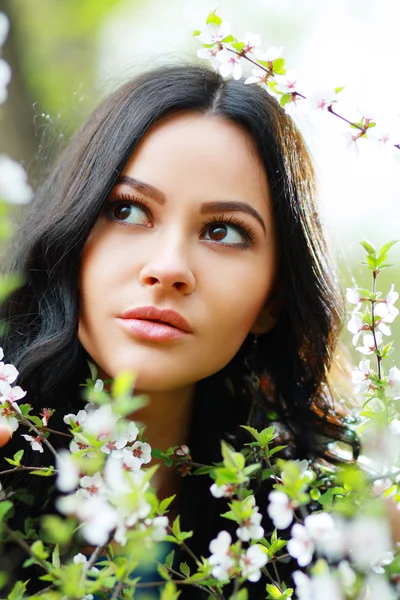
top-left (17, 413), bottom-right (58, 458)
top-left (227, 47), bottom-right (368, 135)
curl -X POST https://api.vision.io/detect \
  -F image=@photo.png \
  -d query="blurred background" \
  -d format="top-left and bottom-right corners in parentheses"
top-left (0, 0), bottom-right (399, 365)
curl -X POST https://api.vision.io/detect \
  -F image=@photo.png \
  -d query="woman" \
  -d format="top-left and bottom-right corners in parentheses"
top-left (0, 63), bottom-right (357, 597)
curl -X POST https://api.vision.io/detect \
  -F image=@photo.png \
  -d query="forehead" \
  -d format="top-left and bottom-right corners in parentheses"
top-left (121, 112), bottom-right (270, 207)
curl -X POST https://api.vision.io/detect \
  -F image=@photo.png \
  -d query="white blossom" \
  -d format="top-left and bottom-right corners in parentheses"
top-left (254, 45), bottom-right (283, 62)
top-left (208, 530), bottom-right (234, 581)
top-left (56, 449), bottom-right (80, 492)
top-left (346, 287), bottom-right (362, 305)
top-left (387, 366), bottom-right (400, 399)
top-left (122, 441), bottom-right (152, 470)
top-left (0, 59), bottom-right (11, 105)
top-left (0, 381), bottom-right (26, 412)
top-left (84, 404), bottom-right (119, 438)
top-left (100, 433), bottom-right (129, 458)
top-left (94, 378), bottom-right (104, 392)
top-left (293, 571), bottom-right (313, 600)
top-left (80, 472), bottom-right (107, 498)
top-left (305, 512), bottom-right (346, 562)
top-left (143, 515), bottom-right (169, 542)
top-left (175, 444), bottom-right (190, 456)
top-left (356, 332), bottom-right (383, 355)
top-left (21, 434), bottom-right (43, 453)
top-left (63, 409), bottom-right (88, 429)
top-left (0, 405), bottom-right (18, 432)
top-left (347, 311), bottom-right (366, 346)
top-left (0, 155), bottom-right (33, 204)
top-left (77, 496), bottom-right (118, 546)
top-left (244, 68), bottom-right (269, 89)
top-left (267, 490), bottom-right (294, 529)
top-left (196, 46), bottom-right (221, 71)
top-left (287, 523), bottom-right (314, 566)
top-left (199, 22), bottom-right (231, 46)
top-left (293, 569), bottom-right (343, 600)
top-left (210, 482), bottom-right (235, 498)
top-left (362, 574), bottom-right (397, 599)
top-left (216, 49), bottom-right (242, 80)
top-left (0, 360), bottom-right (18, 385)
top-left (239, 544), bottom-right (268, 582)
top-left (337, 560), bottom-right (356, 590)
top-left (242, 32), bottom-right (261, 55)
top-left (347, 516), bottom-right (393, 570)
top-left (236, 497), bottom-right (264, 541)
top-left (351, 359), bottom-right (371, 395)
top-left (275, 70), bottom-right (298, 94)
top-left (308, 88), bottom-right (338, 111)
top-left (0, 12), bottom-right (9, 48)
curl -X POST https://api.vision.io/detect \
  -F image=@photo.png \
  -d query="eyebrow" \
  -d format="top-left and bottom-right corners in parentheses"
top-left (117, 175), bottom-right (266, 233)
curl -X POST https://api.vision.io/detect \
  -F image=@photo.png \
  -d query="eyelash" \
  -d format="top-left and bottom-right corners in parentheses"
top-left (103, 193), bottom-right (256, 250)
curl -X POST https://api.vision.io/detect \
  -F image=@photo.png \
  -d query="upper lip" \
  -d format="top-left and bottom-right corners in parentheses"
top-left (118, 306), bottom-right (192, 333)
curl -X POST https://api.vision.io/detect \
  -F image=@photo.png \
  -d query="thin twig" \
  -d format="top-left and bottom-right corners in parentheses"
top-left (0, 465), bottom-right (55, 476)
top-left (2, 522), bottom-right (51, 573)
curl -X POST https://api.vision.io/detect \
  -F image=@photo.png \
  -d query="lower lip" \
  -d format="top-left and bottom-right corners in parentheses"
top-left (117, 318), bottom-right (189, 341)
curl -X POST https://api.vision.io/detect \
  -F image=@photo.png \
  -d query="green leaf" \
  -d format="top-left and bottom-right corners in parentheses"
top-left (243, 463), bottom-right (261, 477)
top-left (192, 29), bottom-right (201, 36)
top-left (0, 500), bottom-right (13, 521)
top-left (229, 588), bottom-right (248, 600)
top-left (13, 449), bottom-right (24, 465)
top-left (111, 370), bottom-right (136, 399)
top-left (31, 540), bottom-right (50, 560)
top-left (8, 580), bottom-right (29, 600)
top-left (52, 544), bottom-right (60, 569)
top-left (165, 550), bottom-right (175, 570)
top-left (335, 86), bottom-right (345, 94)
top-left (232, 41), bottom-right (245, 52)
top-left (266, 584), bottom-right (283, 599)
top-left (241, 425), bottom-right (261, 442)
top-left (19, 404), bottom-right (31, 416)
top-left (221, 440), bottom-right (245, 471)
top-left (180, 562), bottom-right (190, 577)
top-left (159, 495), bottom-right (176, 514)
top-left (28, 415), bottom-right (44, 428)
top-left (30, 466), bottom-right (55, 476)
top-left (280, 93), bottom-right (292, 107)
top-left (376, 239), bottom-right (398, 263)
top-left (359, 239), bottom-right (376, 257)
top-left (272, 58), bottom-right (285, 75)
top-left (160, 581), bottom-right (181, 600)
top-left (206, 11), bottom-right (222, 26)
top-left (41, 515), bottom-right (75, 545)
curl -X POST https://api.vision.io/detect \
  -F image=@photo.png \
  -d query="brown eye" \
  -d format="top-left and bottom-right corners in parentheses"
top-left (209, 224), bottom-right (228, 241)
top-left (106, 199), bottom-right (151, 227)
top-left (113, 204), bottom-right (132, 220)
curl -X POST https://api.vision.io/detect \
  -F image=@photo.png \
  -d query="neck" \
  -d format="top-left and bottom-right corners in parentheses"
top-left (134, 385), bottom-right (195, 501)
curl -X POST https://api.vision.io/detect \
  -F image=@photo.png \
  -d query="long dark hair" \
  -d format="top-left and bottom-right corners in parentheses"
top-left (0, 63), bottom-right (357, 593)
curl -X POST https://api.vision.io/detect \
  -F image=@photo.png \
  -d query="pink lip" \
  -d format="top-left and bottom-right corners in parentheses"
top-left (117, 306), bottom-right (192, 342)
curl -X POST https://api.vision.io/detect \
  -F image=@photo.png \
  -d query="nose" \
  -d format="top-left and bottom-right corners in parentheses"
top-left (138, 237), bottom-right (196, 295)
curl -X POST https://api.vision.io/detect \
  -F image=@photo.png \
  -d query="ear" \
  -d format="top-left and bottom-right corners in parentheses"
top-left (250, 286), bottom-right (284, 335)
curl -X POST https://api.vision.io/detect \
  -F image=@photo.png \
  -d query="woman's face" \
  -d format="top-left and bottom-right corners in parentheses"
top-left (78, 112), bottom-right (277, 393)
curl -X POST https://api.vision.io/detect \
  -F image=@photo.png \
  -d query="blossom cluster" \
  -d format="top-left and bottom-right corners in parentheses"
top-left (194, 11), bottom-right (400, 157)
top-left (0, 345), bottom-right (25, 434)
top-left (56, 398), bottom-right (167, 547)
